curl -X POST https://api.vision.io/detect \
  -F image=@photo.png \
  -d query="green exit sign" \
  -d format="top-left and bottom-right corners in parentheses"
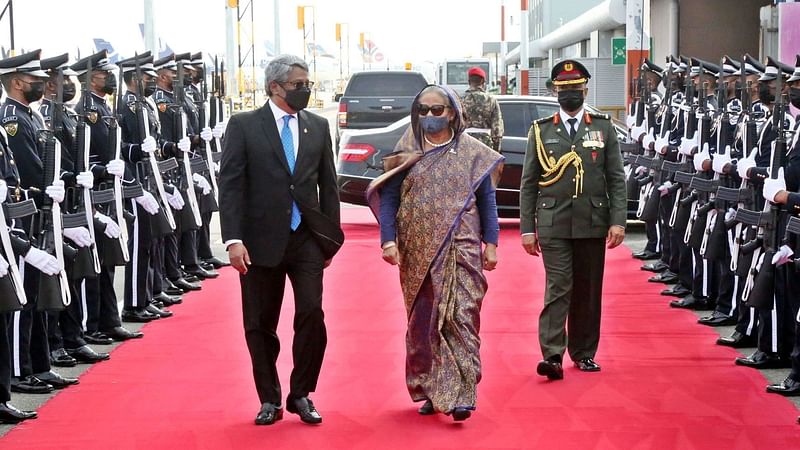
top-left (611, 37), bottom-right (655, 65)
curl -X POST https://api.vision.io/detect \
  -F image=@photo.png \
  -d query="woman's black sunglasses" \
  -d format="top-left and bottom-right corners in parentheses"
top-left (417, 104), bottom-right (450, 116)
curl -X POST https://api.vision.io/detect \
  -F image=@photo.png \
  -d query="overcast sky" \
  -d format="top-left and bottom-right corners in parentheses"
top-left (5, 0), bottom-right (520, 67)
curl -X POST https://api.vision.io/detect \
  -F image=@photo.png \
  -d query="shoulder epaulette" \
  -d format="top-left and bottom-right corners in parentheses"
top-left (588, 111), bottom-right (610, 120)
top-left (535, 114), bottom-right (556, 125)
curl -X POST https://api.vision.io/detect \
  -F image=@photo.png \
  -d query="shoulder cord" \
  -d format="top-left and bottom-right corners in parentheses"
top-left (534, 122), bottom-right (583, 198)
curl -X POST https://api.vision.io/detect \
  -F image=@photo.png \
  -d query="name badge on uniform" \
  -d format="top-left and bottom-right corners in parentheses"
top-left (581, 130), bottom-right (605, 149)
top-left (544, 138), bottom-right (560, 145)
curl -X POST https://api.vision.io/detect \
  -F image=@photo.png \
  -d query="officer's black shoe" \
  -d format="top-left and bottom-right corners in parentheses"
top-left (633, 250), bottom-right (661, 260)
top-left (50, 348), bottom-right (78, 367)
top-left (698, 311), bottom-right (736, 326)
top-left (766, 377), bottom-right (800, 396)
top-left (716, 331), bottom-right (756, 348)
top-left (536, 357), bottom-right (564, 380)
top-left (154, 292), bottom-right (183, 306)
top-left (641, 261), bottom-right (669, 272)
top-left (661, 285), bottom-right (692, 297)
top-left (735, 350), bottom-right (791, 369)
top-left (181, 272), bottom-right (202, 283)
top-left (10, 375), bottom-right (54, 394)
top-left (184, 265), bottom-right (219, 280)
top-left (669, 295), bottom-right (713, 310)
top-left (122, 308), bottom-right (158, 323)
top-left (66, 345), bottom-right (110, 364)
top-left (200, 261), bottom-right (215, 271)
top-left (84, 331), bottom-right (113, 345)
top-left (34, 370), bottom-right (79, 389)
top-left (574, 358), bottom-right (601, 372)
top-left (163, 279), bottom-right (185, 296)
top-left (0, 402), bottom-right (37, 424)
top-left (171, 277), bottom-right (201, 292)
top-left (102, 326), bottom-right (144, 341)
top-left (648, 270), bottom-right (678, 283)
top-left (146, 304), bottom-right (173, 318)
top-left (203, 256), bottom-right (230, 268)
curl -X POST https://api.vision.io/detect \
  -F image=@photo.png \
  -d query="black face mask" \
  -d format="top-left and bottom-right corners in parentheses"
top-left (733, 80), bottom-right (743, 100)
top-left (61, 81), bottom-right (76, 103)
top-left (23, 80), bottom-right (45, 103)
top-left (102, 73), bottom-right (117, 95)
top-left (557, 89), bottom-right (584, 112)
top-left (183, 75), bottom-right (193, 87)
top-left (282, 86), bottom-right (311, 112)
top-left (192, 69), bottom-right (204, 85)
top-left (758, 82), bottom-right (774, 104)
top-left (144, 79), bottom-right (157, 97)
top-left (789, 87), bottom-right (800, 109)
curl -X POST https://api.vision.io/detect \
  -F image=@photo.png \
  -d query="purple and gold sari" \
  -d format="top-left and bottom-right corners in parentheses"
top-left (367, 87), bottom-right (503, 413)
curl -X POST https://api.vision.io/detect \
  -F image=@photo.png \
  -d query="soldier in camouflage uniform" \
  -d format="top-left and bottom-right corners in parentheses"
top-left (461, 66), bottom-right (504, 152)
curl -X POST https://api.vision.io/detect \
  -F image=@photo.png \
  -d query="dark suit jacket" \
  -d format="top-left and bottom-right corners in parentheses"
top-left (219, 102), bottom-right (341, 267)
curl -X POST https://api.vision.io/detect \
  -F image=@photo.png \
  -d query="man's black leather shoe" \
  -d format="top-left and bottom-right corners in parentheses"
top-left (287, 397), bottom-right (322, 424)
top-left (669, 295), bottom-right (714, 310)
top-left (171, 277), bottom-right (201, 292)
top-left (200, 261), bottom-right (215, 271)
top-left (716, 331), bottom-right (756, 348)
top-left (185, 265), bottom-right (219, 280)
top-left (536, 359), bottom-right (564, 380)
top-left (10, 375), bottom-right (53, 394)
top-left (698, 311), bottom-right (736, 326)
top-left (574, 358), bottom-right (601, 372)
top-left (0, 402), bottom-right (37, 424)
top-left (181, 272), bottom-right (202, 283)
top-left (766, 377), bottom-right (800, 396)
top-left (163, 279), bottom-right (185, 296)
top-left (255, 403), bottom-right (283, 425)
top-left (661, 285), bottom-right (691, 297)
top-left (649, 270), bottom-right (678, 283)
top-left (641, 261), bottom-right (669, 272)
top-left (122, 308), bottom-right (158, 323)
top-left (146, 304), bottom-right (173, 318)
top-left (735, 350), bottom-right (791, 369)
top-left (50, 348), bottom-right (77, 367)
top-left (102, 326), bottom-right (143, 341)
top-left (84, 331), bottom-right (113, 345)
top-left (203, 256), bottom-right (230, 268)
top-left (418, 399), bottom-right (434, 415)
top-left (34, 370), bottom-right (79, 389)
top-left (633, 250), bottom-right (660, 260)
top-left (154, 292), bottom-right (182, 306)
top-left (67, 345), bottom-right (110, 363)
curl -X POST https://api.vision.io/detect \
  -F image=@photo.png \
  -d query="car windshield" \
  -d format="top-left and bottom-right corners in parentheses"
top-left (345, 74), bottom-right (427, 96)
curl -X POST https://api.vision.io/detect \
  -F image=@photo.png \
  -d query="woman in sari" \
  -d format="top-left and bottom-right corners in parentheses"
top-left (366, 85), bottom-right (503, 421)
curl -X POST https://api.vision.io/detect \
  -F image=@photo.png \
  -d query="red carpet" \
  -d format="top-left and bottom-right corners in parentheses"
top-left (3, 208), bottom-right (800, 449)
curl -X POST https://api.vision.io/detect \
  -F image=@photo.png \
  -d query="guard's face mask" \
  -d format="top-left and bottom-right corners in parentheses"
top-left (758, 82), bottom-right (775, 104)
top-left (789, 87), bottom-right (800, 109)
top-left (101, 72), bottom-right (117, 95)
top-left (22, 79), bottom-right (45, 103)
top-left (61, 80), bottom-right (77, 103)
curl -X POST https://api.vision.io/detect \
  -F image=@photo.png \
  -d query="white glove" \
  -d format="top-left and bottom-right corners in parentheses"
top-left (630, 123), bottom-right (647, 142)
top-left (166, 185), bottom-right (185, 210)
top-left (212, 122), bottom-right (226, 139)
top-left (213, 162), bottom-right (220, 175)
top-left (178, 137), bottom-right (192, 153)
top-left (95, 212), bottom-right (121, 239)
top-left (635, 165), bottom-right (648, 176)
top-left (107, 159), bottom-right (125, 178)
top-left (45, 180), bottom-right (65, 203)
top-left (626, 114), bottom-right (636, 130)
top-left (63, 227), bottom-right (93, 248)
top-left (642, 128), bottom-right (656, 150)
top-left (200, 127), bottom-right (213, 142)
top-left (0, 254), bottom-right (8, 277)
top-left (724, 207), bottom-right (736, 223)
top-left (658, 181), bottom-right (673, 196)
top-left (193, 173), bottom-right (212, 195)
top-left (737, 152), bottom-right (757, 180)
top-left (762, 167), bottom-right (786, 203)
top-left (141, 136), bottom-right (157, 153)
top-left (693, 143), bottom-right (710, 172)
top-left (76, 171), bottom-right (94, 189)
top-left (135, 191), bottom-right (160, 215)
top-left (654, 133), bottom-right (669, 155)
top-left (0, 179), bottom-right (7, 203)
top-left (24, 247), bottom-right (62, 276)
top-left (679, 131), bottom-right (698, 156)
top-left (712, 146), bottom-right (732, 174)
top-left (772, 244), bottom-right (795, 266)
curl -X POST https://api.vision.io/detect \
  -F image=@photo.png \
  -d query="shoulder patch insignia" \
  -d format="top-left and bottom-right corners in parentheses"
top-left (535, 114), bottom-right (555, 124)
top-left (128, 101), bottom-right (137, 113)
top-left (88, 111), bottom-right (98, 124)
top-left (158, 103), bottom-right (167, 113)
top-left (588, 112), bottom-right (610, 120)
top-left (3, 122), bottom-right (17, 137)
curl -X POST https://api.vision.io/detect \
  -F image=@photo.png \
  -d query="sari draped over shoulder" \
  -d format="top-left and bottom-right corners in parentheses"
top-left (366, 86), bottom-right (503, 413)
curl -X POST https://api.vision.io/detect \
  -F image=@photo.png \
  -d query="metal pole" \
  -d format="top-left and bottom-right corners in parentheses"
top-left (237, 3), bottom-right (243, 105)
top-left (311, 6), bottom-right (317, 103)
top-left (143, 0), bottom-right (156, 55)
top-left (225, 3), bottom-right (238, 103)
top-left (251, 0), bottom-right (256, 105)
top-left (274, 0), bottom-right (280, 54)
top-left (500, 0), bottom-right (507, 94)
top-left (346, 25), bottom-right (350, 77)
top-left (519, 0), bottom-right (529, 96)
top-left (8, 0), bottom-right (14, 52)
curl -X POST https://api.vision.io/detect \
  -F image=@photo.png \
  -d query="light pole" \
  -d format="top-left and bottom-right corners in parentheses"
top-left (297, 5), bottom-right (318, 103)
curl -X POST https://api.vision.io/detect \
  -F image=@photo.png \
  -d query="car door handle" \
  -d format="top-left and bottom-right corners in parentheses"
top-left (382, 106), bottom-right (393, 111)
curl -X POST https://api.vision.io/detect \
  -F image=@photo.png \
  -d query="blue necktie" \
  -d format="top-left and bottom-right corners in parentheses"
top-left (281, 115), bottom-right (302, 231)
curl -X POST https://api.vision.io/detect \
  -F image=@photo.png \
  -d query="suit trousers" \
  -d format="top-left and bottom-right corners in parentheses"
top-left (84, 266), bottom-right (121, 333)
top-left (240, 225), bottom-right (327, 405)
top-left (197, 211), bottom-right (213, 260)
top-left (538, 237), bottom-right (606, 362)
top-left (0, 313), bottom-right (11, 402)
top-left (10, 266), bottom-right (51, 377)
top-left (47, 278), bottom-right (86, 351)
top-left (124, 201), bottom-right (153, 310)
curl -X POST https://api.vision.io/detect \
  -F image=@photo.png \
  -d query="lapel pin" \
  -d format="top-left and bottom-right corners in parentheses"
top-left (303, 128), bottom-right (308, 134)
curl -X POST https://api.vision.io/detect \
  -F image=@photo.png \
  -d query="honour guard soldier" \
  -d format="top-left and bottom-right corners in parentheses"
top-left (461, 66), bottom-right (504, 153)
top-left (520, 60), bottom-right (627, 380)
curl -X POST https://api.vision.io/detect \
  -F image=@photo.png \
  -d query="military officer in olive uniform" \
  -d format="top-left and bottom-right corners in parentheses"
top-left (520, 60), bottom-right (627, 380)
top-left (461, 66), bottom-right (504, 152)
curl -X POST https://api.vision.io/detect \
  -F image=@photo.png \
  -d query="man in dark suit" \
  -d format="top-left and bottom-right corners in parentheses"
top-left (219, 54), bottom-right (341, 426)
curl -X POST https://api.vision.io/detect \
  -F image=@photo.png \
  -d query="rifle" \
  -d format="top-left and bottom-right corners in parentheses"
top-left (0, 195), bottom-right (32, 310)
top-left (173, 60), bottom-right (203, 229)
top-left (197, 61), bottom-right (219, 203)
top-left (640, 66), bottom-right (677, 222)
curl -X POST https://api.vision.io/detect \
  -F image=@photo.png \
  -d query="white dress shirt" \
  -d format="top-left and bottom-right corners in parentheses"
top-left (559, 107), bottom-right (585, 137)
